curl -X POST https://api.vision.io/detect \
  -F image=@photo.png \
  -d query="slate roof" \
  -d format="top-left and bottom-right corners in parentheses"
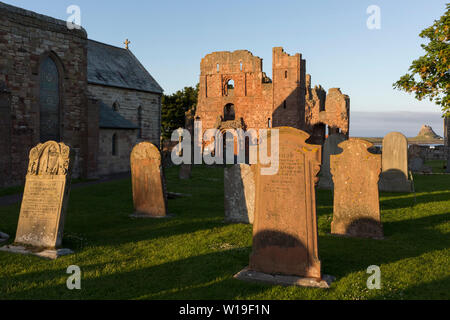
top-left (99, 101), bottom-right (139, 130)
top-left (87, 40), bottom-right (163, 94)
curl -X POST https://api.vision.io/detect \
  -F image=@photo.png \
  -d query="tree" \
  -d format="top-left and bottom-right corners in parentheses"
top-left (393, 4), bottom-right (450, 117)
top-left (161, 85), bottom-right (199, 139)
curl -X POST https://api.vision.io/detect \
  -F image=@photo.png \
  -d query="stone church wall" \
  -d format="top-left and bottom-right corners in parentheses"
top-left (0, 3), bottom-right (88, 186)
top-left (98, 128), bottom-right (137, 176)
top-left (88, 84), bottom-right (162, 147)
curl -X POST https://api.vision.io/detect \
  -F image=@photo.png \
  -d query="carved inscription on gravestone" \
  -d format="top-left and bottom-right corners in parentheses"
top-left (330, 139), bottom-right (383, 239)
top-left (250, 127), bottom-right (323, 279)
top-left (379, 132), bottom-right (412, 192)
top-left (131, 142), bottom-right (168, 217)
top-left (15, 141), bottom-right (74, 248)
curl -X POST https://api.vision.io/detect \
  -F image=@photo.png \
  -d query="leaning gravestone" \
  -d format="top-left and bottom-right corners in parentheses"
top-left (379, 132), bottom-right (412, 192)
top-left (330, 139), bottom-right (383, 239)
top-left (224, 164), bottom-right (255, 224)
top-left (235, 127), bottom-right (333, 288)
top-left (130, 142), bottom-right (168, 218)
top-left (318, 134), bottom-right (346, 189)
top-left (0, 141), bottom-right (75, 259)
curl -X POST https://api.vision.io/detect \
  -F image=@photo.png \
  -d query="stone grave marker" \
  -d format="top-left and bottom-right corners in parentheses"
top-left (130, 142), bottom-right (168, 218)
top-left (330, 139), bottom-right (383, 239)
top-left (379, 132), bottom-right (412, 192)
top-left (0, 232), bottom-right (9, 244)
top-left (318, 133), bottom-right (346, 189)
top-left (224, 164), bottom-right (255, 224)
top-left (235, 127), bottom-right (333, 288)
top-left (0, 141), bottom-right (75, 259)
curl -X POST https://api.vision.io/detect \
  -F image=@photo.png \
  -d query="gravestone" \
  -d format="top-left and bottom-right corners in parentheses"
top-left (0, 232), bottom-right (9, 244)
top-left (379, 132), bottom-right (412, 192)
top-left (235, 127), bottom-right (333, 288)
top-left (179, 164), bottom-right (191, 180)
top-left (330, 139), bottom-right (383, 239)
top-left (130, 142), bottom-right (168, 218)
top-left (318, 134), bottom-right (345, 189)
top-left (408, 144), bottom-right (432, 173)
top-left (0, 141), bottom-right (75, 259)
top-left (224, 164), bottom-right (255, 224)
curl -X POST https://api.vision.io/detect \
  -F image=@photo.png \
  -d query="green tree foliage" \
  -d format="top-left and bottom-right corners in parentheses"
top-left (393, 4), bottom-right (450, 116)
top-left (161, 85), bottom-right (199, 139)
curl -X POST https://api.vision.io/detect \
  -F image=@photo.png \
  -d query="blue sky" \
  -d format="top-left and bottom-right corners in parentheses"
top-left (3, 0), bottom-right (448, 137)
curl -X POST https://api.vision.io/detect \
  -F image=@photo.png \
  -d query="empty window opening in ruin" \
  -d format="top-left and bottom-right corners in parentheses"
top-left (224, 103), bottom-right (235, 121)
top-left (240, 61), bottom-right (243, 71)
top-left (217, 64), bottom-right (220, 72)
top-left (283, 100), bottom-right (287, 109)
top-left (285, 70), bottom-right (288, 79)
top-left (268, 118), bottom-right (272, 128)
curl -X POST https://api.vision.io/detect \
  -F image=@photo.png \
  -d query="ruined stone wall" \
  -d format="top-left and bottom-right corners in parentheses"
top-left (195, 50), bottom-right (273, 132)
top-left (98, 128), bottom-right (137, 176)
top-left (88, 84), bottom-right (162, 147)
top-left (271, 47), bottom-right (306, 129)
top-left (194, 47), bottom-right (349, 145)
top-left (0, 2), bottom-right (88, 186)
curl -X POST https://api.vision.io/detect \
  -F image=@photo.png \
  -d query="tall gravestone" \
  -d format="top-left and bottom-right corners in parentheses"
top-left (235, 127), bottom-right (332, 288)
top-left (318, 134), bottom-right (345, 189)
top-left (379, 132), bottom-right (412, 192)
top-left (130, 142), bottom-right (168, 218)
top-left (224, 164), bottom-right (255, 224)
top-left (330, 139), bottom-right (383, 239)
top-left (0, 141), bottom-right (75, 259)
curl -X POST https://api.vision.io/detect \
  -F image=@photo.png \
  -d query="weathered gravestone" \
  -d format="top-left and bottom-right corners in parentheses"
top-left (318, 134), bottom-right (346, 189)
top-left (0, 141), bottom-right (75, 259)
top-left (235, 127), bottom-right (333, 288)
top-left (224, 164), bottom-right (255, 224)
top-left (130, 142), bottom-right (168, 218)
top-left (379, 132), bottom-right (413, 192)
top-left (408, 144), bottom-right (432, 173)
top-left (0, 232), bottom-right (9, 244)
top-left (330, 139), bottom-right (383, 239)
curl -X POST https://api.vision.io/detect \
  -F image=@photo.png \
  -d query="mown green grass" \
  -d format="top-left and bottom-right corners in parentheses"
top-left (0, 166), bottom-right (448, 300)
top-left (425, 160), bottom-right (446, 173)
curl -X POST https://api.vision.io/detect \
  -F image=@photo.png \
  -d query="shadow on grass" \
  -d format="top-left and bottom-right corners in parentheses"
top-left (1, 248), bottom-right (270, 300)
top-left (319, 211), bottom-right (450, 278)
top-left (380, 190), bottom-right (450, 210)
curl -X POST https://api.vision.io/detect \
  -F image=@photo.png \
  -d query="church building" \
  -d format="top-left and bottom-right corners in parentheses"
top-left (0, 2), bottom-right (163, 187)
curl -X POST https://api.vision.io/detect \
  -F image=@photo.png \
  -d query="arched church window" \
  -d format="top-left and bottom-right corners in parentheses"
top-left (39, 56), bottom-right (60, 142)
top-left (113, 101), bottom-right (120, 112)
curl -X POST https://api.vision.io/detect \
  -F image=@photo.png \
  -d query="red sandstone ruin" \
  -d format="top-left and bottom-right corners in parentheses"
top-left (194, 47), bottom-right (350, 146)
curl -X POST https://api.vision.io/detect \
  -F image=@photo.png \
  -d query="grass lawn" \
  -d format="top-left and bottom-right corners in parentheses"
top-left (425, 160), bottom-right (447, 174)
top-left (0, 166), bottom-right (449, 300)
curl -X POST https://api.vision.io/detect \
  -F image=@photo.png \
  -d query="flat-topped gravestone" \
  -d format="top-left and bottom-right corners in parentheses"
top-left (235, 127), bottom-right (332, 288)
top-left (0, 141), bottom-right (75, 259)
top-left (318, 134), bottom-right (346, 189)
top-left (379, 132), bottom-right (412, 192)
top-left (224, 164), bottom-right (255, 224)
top-left (130, 142), bottom-right (168, 218)
top-left (330, 139), bottom-right (383, 239)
